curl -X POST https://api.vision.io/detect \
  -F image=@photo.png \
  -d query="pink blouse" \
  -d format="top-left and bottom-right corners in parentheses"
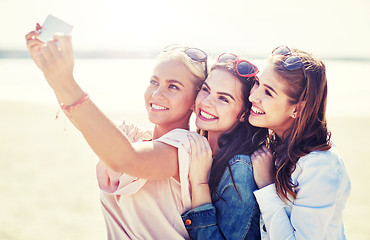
top-left (96, 121), bottom-right (192, 239)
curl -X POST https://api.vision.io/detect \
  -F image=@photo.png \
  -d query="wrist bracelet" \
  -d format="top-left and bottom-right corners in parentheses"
top-left (60, 92), bottom-right (90, 112)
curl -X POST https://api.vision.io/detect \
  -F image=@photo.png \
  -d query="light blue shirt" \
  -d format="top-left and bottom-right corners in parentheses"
top-left (254, 146), bottom-right (351, 239)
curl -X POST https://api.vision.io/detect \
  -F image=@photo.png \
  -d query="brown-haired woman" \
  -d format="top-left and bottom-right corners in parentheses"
top-left (249, 46), bottom-right (351, 239)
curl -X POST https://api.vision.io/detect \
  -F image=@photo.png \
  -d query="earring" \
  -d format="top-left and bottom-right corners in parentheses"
top-left (292, 113), bottom-right (296, 118)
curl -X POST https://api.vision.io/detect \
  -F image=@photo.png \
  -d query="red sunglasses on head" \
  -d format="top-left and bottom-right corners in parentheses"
top-left (217, 53), bottom-right (259, 78)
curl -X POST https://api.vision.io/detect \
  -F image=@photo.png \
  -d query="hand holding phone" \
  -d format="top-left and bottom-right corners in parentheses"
top-left (37, 15), bottom-right (73, 42)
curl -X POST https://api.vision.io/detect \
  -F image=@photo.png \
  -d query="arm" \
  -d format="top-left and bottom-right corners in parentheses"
top-left (253, 151), bottom-right (345, 240)
top-left (187, 133), bottom-right (212, 208)
top-left (182, 151), bottom-right (261, 239)
top-left (25, 30), bottom-right (179, 180)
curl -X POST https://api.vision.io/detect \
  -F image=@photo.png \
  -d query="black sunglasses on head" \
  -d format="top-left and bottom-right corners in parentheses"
top-left (272, 46), bottom-right (307, 79)
top-left (164, 44), bottom-right (208, 75)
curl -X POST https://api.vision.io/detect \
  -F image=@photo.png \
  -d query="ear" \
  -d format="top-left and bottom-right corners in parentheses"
top-left (239, 112), bottom-right (246, 122)
top-left (190, 103), bottom-right (195, 111)
top-left (291, 109), bottom-right (297, 118)
top-left (291, 101), bottom-right (306, 119)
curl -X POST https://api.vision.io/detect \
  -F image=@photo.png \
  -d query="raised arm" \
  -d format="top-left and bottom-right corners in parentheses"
top-left (25, 29), bottom-right (179, 180)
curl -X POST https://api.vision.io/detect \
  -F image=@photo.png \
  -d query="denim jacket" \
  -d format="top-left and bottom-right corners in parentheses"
top-left (181, 154), bottom-right (261, 239)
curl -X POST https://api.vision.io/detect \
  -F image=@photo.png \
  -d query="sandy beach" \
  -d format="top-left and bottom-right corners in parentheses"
top-left (1, 100), bottom-right (369, 240)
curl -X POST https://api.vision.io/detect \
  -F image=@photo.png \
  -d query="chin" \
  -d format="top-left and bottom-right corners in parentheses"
top-left (195, 119), bottom-right (207, 130)
top-left (248, 118), bottom-right (262, 128)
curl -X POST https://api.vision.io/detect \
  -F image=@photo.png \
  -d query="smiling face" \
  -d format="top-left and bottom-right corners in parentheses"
top-left (195, 69), bottom-right (245, 136)
top-left (144, 58), bottom-right (197, 131)
top-left (248, 62), bottom-right (297, 137)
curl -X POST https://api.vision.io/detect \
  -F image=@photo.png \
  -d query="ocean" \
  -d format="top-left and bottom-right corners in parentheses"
top-left (1, 57), bottom-right (370, 117)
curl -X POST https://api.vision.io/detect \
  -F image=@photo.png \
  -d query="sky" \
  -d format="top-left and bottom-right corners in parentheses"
top-left (1, 0), bottom-right (370, 59)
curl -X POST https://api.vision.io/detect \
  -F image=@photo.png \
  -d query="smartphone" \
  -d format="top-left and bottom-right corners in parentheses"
top-left (37, 15), bottom-right (73, 42)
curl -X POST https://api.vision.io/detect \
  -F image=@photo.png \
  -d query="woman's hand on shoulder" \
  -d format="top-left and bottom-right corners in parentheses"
top-left (251, 145), bottom-right (275, 189)
top-left (187, 132), bottom-right (212, 187)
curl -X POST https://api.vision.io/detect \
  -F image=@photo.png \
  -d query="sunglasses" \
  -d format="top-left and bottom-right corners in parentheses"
top-left (272, 46), bottom-right (307, 78)
top-left (217, 53), bottom-right (259, 78)
top-left (164, 44), bottom-right (208, 75)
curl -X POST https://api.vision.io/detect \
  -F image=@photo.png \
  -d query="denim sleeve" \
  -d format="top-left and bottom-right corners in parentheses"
top-left (182, 156), bottom-right (261, 240)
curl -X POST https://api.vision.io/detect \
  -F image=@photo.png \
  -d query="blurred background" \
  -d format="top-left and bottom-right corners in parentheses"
top-left (2, 0), bottom-right (370, 58)
top-left (1, 0), bottom-right (369, 239)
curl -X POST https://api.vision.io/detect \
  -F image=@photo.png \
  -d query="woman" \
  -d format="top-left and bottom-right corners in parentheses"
top-left (249, 46), bottom-right (351, 239)
top-left (181, 53), bottom-right (268, 239)
top-left (25, 25), bottom-right (208, 239)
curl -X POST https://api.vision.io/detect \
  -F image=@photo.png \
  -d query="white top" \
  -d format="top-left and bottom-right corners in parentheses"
top-left (254, 146), bottom-right (351, 240)
top-left (96, 121), bottom-right (192, 240)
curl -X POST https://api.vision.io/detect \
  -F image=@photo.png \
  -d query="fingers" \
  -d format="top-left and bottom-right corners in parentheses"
top-left (46, 39), bottom-right (60, 57)
top-left (187, 134), bottom-right (197, 158)
top-left (25, 23), bottom-right (42, 39)
top-left (36, 23), bottom-right (42, 31)
top-left (25, 30), bottom-right (39, 40)
top-left (38, 35), bottom-right (72, 65)
top-left (25, 24), bottom-right (44, 54)
top-left (40, 43), bottom-right (54, 62)
top-left (26, 38), bottom-right (43, 50)
top-left (191, 133), bottom-right (210, 153)
top-left (252, 146), bottom-right (272, 158)
top-left (199, 135), bottom-right (212, 156)
top-left (187, 132), bottom-right (212, 158)
top-left (53, 34), bottom-right (73, 55)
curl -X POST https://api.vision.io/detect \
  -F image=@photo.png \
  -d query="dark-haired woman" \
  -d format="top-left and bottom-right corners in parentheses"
top-left (250, 46), bottom-right (351, 239)
top-left (182, 53), bottom-right (268, 239)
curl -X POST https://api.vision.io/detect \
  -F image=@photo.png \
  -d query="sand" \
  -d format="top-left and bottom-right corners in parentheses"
top-left (0, 100), bottom-right (369, 239)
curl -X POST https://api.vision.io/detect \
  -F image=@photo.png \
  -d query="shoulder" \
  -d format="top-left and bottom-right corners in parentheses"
top-left (117, 120), bottom-right (152, 142)
top-left (221, 154), bottom-right (254, 184)
top-left (217, 154), bottom-right (257, 199)
top-left (293, 145), bottom-right (351, 194)
top-left (154, 128), bottom-right (192, 149)
top-left (228, 154), bottom-right (252, 170)
top-left (296, 146), bottom-right (346, 176)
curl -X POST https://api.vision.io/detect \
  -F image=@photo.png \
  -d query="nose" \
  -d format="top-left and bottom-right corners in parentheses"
top-left (199, 94), bottom-right (214, 109)
top-left (152, 85), bottom-right (166, 100)
top-left (248, 84), bottom-right (260, 103)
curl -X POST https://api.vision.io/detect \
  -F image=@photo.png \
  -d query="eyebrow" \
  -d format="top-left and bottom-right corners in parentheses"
top-left (204, 82), bottom-right (235, 101)
top-left (168, 79), bottom-right (185, 87)
top-left (263, 83), bottom-right (278, 95)
top-left (151, 75), bottom-right (185, 87)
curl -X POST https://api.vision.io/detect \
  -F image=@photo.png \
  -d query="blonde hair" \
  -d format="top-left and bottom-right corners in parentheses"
top-left (156, 49), bottom-right (207, 92)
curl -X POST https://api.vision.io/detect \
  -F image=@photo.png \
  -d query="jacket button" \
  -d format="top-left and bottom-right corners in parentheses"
top-left (185, 219), bottom-right (192, 225)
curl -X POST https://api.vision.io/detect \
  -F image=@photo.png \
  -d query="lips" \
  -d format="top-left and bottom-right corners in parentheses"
top-left (150, 103), bottom-right (169, 111)
top-left (199, 109), bottom-right (218, 121)
top-left (251, 105), bottom-right (265, 115)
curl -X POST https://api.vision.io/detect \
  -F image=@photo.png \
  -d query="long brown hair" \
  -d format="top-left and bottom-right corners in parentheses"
top-left (200, 62), bottom-right (268, 198)
top-left (269, 49), bottom-right (331, 202)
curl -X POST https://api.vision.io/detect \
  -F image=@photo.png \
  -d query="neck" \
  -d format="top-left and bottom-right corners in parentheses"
top-left (207, 131), bottom-right (221, 155)
top-left (152, 122), bottom-right (190, 140)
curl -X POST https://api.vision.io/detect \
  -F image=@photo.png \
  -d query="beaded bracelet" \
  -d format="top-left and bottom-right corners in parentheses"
top-left (56, 92), bottom-right (90, 119)
top-left (60, 92), bottom-right (90, 112)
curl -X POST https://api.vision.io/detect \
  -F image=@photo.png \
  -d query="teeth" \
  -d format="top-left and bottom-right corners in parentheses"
top-left (200, 110), bottom-right (217, 120)
top-left (151, 103), bottom-right (168, 110)
top-left (251, 106), bottom-right (265, 114)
